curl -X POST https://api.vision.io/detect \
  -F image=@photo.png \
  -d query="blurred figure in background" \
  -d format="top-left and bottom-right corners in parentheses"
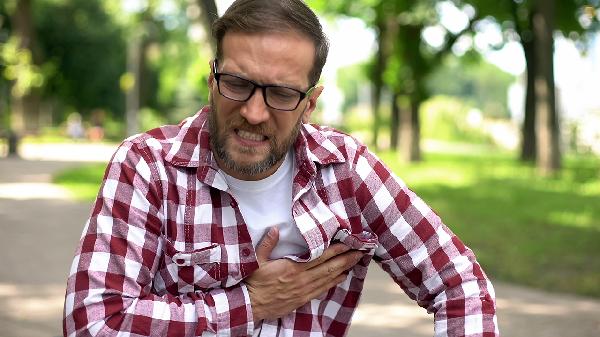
top-left (65, 112), bottom-right (84, 141)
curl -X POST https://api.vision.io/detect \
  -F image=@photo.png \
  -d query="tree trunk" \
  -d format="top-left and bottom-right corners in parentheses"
top-left (370, 5), bottom-right (391, 150)
top-left (397, 25), bottom-right (423, 162)
top-left (371, 43), bottom-right (383, 149)
top-left (521, 38), bottom-right (537, 161)
top-left (126, 32), bottom-right (143, 137)
top-left (532, 0), bottom-right (560, 174)
top-left (197, 0), bottom-right (218, 56)
top-left (390, 91), bottom-right (400, 150)
top-left (10, 0), bottom-right (41, 153)
top-left (400, 93), bottom-right (421, 162)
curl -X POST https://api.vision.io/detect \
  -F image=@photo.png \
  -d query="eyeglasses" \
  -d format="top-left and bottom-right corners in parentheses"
top-left (212, 60), bottom-right (314, 111)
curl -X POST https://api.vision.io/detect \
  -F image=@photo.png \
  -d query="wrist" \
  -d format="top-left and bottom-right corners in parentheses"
top-left (247, 286), bottom-right (266, 323)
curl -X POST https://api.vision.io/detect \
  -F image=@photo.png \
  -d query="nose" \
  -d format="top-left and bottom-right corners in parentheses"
top-left (239, 88), bottom-right (270, 125)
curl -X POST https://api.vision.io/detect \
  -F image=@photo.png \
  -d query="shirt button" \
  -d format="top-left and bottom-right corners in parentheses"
top-left (241, 248), bottom-right (252, 257)
top-left (176, 258), bottom-right (185, 265)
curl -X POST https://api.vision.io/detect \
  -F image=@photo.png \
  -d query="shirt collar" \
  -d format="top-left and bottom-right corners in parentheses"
top-left (164, 106), bottom-right (347, 176)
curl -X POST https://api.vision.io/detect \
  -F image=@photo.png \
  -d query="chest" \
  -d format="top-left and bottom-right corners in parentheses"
top-left (153, 165), bottom-right (369, 295)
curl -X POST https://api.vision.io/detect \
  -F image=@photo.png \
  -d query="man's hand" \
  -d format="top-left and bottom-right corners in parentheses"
top-left (246, 227), bottom-right (364, 323)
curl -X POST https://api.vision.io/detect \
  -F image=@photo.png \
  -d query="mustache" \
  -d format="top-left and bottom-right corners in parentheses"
top-left (226, 118), bottom-right (274, 138)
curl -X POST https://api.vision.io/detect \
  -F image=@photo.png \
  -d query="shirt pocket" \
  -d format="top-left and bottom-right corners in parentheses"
top-left (162, 237), bottom-right (223, 293)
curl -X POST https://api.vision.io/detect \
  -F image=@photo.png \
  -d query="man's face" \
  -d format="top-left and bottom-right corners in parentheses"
top-left (208, 31), bottom-right (322, 181)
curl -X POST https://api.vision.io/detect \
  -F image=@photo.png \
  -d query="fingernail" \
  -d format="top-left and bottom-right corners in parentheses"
top-left (267, 226), bottom-right (277, 238)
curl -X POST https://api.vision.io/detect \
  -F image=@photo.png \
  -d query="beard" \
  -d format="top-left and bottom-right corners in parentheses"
top-left (208, 96), bottom-right (302, 177)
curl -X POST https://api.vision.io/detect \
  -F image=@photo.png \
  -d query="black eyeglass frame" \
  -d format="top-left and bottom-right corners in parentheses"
top-left (212, 60), bottom-right (315, 111)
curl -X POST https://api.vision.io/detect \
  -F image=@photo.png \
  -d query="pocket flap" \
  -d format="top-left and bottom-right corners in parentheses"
top-left (163, 238), bottom-right (222, 267)
top-left (171, 245), bottom-right (221, 267)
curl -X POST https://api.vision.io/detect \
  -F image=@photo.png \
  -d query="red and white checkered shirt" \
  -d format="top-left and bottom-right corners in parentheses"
top-left (64, 107), bottom-right (498, 337)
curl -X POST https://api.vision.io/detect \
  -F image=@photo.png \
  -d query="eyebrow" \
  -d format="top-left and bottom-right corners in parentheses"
top-left (218, 67), bottom-right (308, 92)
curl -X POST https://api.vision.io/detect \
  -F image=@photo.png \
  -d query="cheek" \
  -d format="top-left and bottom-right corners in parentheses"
top-left (214, 97), bottom-right (239, 120)
top-left (274, 114), bottom-right (303, 138)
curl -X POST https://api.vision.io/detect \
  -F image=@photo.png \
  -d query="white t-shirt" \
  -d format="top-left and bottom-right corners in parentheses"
top-left (221, 151), bottom-right (308, 259)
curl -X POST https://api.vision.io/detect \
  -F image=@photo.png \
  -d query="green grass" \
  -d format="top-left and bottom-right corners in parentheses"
top-left (53, 145), bottom-right (600, 297)
top-left (53, 163), bottom-right (107, 201)
top-left (379, 147), bottom-right (600, 298)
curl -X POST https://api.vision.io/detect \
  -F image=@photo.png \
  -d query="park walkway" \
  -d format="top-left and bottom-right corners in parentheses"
top-left (0, 143), bottom-right (599, 337)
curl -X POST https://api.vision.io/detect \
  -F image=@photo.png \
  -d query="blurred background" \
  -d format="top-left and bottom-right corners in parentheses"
top-left (0, 0), bottom-right (599, 336)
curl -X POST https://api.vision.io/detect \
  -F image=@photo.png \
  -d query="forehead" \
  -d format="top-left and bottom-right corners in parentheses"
top-left (219, 31), bottom-right (315, 88)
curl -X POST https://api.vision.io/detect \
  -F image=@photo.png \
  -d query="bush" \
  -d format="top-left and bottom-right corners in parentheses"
top-left (421, 95), bottom-right (492, 144)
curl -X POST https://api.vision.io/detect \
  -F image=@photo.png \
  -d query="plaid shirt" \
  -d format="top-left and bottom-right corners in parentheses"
top-left (64, 107), bottom-right (498, 337)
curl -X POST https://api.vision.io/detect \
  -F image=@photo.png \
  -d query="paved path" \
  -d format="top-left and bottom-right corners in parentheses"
top-left (1, 145), bottom-right (599, 337)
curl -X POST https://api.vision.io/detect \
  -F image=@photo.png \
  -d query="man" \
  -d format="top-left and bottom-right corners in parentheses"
top-left (63, 0), bottom-right (499, 336)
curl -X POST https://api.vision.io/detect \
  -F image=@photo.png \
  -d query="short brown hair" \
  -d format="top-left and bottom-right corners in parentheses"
top-left (212, 0), bottom-right (329, 86)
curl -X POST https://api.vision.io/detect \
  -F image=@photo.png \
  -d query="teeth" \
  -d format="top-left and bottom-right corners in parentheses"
top-left (237, 129), bottom-right (266, 142)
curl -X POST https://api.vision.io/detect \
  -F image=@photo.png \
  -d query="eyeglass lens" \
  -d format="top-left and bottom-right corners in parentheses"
top-left (218, 74), bottom-right (303, 111)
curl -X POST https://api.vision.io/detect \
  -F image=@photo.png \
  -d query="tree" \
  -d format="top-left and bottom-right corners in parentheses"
top-left (428, 54), bottom-right (515, 119)
top-left (0, 0), bottom-right (46, 155)
top-left (35, 0), bottom-right (126, 123)
top-left (311, 0), bottom-right (480, 161)
top-left (197, 0), bottom-right (218, 55)
top-left (369, 1), bottom-right (395, 149)
top-left (532, 0), bottom-right (560, 174)
top-left (464, 0), bottom-right (600, 173)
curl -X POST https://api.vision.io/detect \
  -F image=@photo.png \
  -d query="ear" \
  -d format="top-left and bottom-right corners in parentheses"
top-left (301, 85), bottom-right (323, 124)
top-left (208, 60), bottom-right (215, 87)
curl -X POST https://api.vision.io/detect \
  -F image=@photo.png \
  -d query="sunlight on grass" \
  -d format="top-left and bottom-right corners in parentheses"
top-left (548, 211), bottom-right (595, 230)
top-left (53, 163), bottom-right (106, 201)
top-left (378, 145), bottom-right (600, 297)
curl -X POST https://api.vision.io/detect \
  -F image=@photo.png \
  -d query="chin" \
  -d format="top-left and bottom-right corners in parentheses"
top-left (232, 156), bottom-right (268, 168)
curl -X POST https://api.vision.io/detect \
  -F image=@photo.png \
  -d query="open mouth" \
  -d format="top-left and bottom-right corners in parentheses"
top-left (235, 129), bottom-right (268, 142)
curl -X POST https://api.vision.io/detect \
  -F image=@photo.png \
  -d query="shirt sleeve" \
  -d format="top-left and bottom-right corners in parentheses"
top-left (63, 140), bottom-right (255, 337)
top-left (351, 146), bottom-right (499, 337)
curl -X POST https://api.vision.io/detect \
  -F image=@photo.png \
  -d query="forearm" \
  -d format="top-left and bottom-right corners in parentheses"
top-left (352, 147), bottom-right (499, 335)
top-left (431, 276), bottom-right (498, 336)
top-left (63, 279), bottom-right (255, 336)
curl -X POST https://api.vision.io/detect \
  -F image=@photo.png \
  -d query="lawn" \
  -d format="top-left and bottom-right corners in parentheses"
top-left (378, 145), bottom-right (600, 298)
top-left (53, 144), bottom-right (600, 297)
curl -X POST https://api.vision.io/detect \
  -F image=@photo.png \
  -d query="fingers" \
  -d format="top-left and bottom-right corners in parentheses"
top-left (303, 243), bottom-right (351, 270)
top-left (255, 227), bottom-right (279, 264)
top-left (303, 272), bottom-right (349, 304)
top-left (305, 250), bottom-right (364, 285)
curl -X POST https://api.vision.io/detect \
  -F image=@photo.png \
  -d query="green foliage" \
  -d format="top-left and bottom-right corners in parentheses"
top-left (0, 36), bottom-right (45, 97)
top-left (378, 146), bottom-right (600, 297)
top-left (138, 1), bottom-right (212, 124)
top-left (149, 36), bottom-right (212, 124)
top-left (102, 115), bottom-right (126, 141)
top-left (427, 56), bottom-right (516, 118)
top-left (1, 0), bottom-right (213, 132)
top-left (421, 95), bottom-right (492, 143)
top-left (464, 0), bottom-right (600, 45)
top-left (336, 62), bottom-right (369, 114)
top-left (139, 107), bottom-right (167, 132)
top-left (34, 0), bottom-right (126, 121)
